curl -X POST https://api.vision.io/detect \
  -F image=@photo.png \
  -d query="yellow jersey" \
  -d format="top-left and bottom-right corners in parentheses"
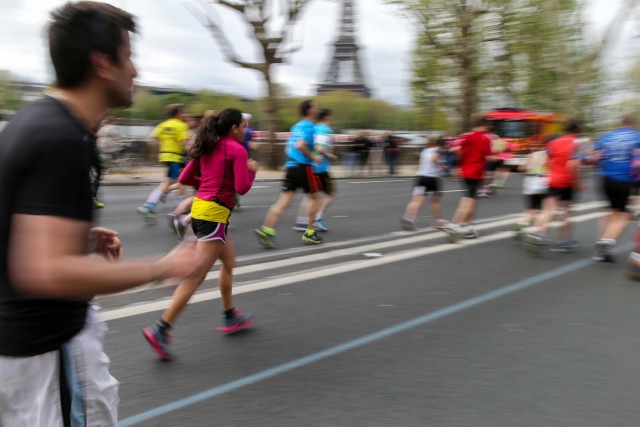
top-left (153, 118), bottom-right (188, 163)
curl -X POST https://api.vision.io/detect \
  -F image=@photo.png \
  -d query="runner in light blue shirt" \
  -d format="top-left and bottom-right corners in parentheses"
top-left (293, 109), bottom-right (337, 231)
top-left (256, 100), bottom-right (324, 248)
top-left (285, 119), bottom-right (315, 167)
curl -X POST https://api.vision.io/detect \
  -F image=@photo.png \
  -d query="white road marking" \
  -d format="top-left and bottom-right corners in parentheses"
top-left (100, 210), bottom-right (607, 322)
top-left (98, 201), bottom-right (607, 298)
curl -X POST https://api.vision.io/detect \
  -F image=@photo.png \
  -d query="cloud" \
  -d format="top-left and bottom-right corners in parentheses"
top-left (0, 0), bottom-right (631, 106)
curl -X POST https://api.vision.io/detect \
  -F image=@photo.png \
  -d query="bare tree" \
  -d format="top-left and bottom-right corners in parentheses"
top-left (186, 0), bottom-right (312, 168)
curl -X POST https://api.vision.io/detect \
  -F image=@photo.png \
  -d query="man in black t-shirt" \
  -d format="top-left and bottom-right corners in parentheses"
top-left (0, 3), bottom-right (197, 425)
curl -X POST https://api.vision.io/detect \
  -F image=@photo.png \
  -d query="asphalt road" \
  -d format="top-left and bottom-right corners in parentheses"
top-left (92, 174), bottom-right (640, 427)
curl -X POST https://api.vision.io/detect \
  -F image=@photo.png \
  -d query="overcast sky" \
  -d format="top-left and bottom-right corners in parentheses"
top-left (0, 0), bottom-right (635, 106)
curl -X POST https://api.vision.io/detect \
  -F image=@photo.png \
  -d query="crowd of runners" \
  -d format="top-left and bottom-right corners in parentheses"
top-left (138, 95), bottom-right (640, 278)
top-left (401, 113), bottom-right (640, 267)
top-left (2, 1), bottom-right (640, 425)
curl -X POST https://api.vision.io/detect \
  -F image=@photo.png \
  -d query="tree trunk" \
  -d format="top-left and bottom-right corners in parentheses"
top-left (264, 70), bottom-right (280, 170)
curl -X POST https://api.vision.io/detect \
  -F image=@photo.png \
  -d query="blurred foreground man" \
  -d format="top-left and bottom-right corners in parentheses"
top-left (0, 2), bottom-right (196, 425)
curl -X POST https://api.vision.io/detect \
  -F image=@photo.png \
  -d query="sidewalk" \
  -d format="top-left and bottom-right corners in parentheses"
top-left (101, 164), bottom-right (419, 186)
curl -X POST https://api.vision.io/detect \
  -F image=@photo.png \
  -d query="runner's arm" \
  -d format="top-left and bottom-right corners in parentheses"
top-left (179, 159), bottom-right (200, 187)
top-left (8, 214), bottom-right (197, 300)
top-left (233, 148), bottom-right (257, 195)
top-left (295, 139), bottom-right (319, 162)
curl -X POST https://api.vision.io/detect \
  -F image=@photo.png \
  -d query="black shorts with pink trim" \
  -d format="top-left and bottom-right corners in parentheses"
top-left (191, 218), bottom-right (229, 243)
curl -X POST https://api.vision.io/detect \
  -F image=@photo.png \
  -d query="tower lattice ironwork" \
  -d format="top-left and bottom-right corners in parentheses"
top-left (317, 0), bottom-right (371, 98)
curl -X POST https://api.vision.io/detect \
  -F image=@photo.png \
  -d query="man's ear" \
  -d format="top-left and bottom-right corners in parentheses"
top-left (89, 51), bottom-right (115, 81)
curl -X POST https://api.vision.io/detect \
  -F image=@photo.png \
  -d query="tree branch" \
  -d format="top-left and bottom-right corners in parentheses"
top-left (217, 0), bottom-right (244, 13)
top-left (190, 0), bottom-right (265, 72)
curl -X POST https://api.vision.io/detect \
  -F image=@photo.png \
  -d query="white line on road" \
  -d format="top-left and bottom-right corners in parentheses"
top-left (100, 210), bottom-right (607, 322)
top-left (97, 200), bottom-right (607, 299)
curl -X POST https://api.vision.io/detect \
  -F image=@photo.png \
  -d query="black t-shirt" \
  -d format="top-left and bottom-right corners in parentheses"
top-left (0, 96), bottom-right (95, 357)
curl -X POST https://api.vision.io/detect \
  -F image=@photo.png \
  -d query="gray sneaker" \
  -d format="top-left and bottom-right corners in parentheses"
top-left (524, 233), bottom-right (548, 255)
top-left (593, 240), bottom-right (615, 262)
top-left (401, 217), bottom-right (416, 231)
top-left (550, 240), bottom-right (578, 253)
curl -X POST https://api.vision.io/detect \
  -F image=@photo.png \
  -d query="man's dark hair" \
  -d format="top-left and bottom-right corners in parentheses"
top-left (299, 100), bottom-right (314, 117)
top-left (565, 118), bottom-right (582, 134)
top-left (621, 113), bottom-right (636, 127)
top-left (165, 103), bottom-right (186, 118)
top-left (471, 113), bottom-right (491, 128)
top-left (317, 108), bottom-right (331, 122)
top-left (49, 1), bottom-right (137, 88)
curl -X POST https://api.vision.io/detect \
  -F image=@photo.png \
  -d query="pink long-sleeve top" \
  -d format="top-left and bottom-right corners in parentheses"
top-left (179, 135), bottom-right (256, 209)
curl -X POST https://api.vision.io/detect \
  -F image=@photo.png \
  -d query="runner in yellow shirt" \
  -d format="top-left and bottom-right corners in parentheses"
top-left (137, 103), bottom-right (189, 219)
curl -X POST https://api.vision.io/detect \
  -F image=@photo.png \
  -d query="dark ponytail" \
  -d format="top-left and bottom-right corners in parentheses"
top-left (190, 108), bottom-right (243, 159)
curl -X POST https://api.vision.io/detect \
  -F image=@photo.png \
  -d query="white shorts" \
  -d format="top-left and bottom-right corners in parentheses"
top-left (0, 305), bottom-right (119, 427)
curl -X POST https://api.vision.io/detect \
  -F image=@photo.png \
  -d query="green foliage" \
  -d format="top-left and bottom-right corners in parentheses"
top-left (107, 87), bottom-right (441, 132)
top-left (0, 71), bottom-right (23, 112)
top-left (391, 0), bottom-right (611, 129)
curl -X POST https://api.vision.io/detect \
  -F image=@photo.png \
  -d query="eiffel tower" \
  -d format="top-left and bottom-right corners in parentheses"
top-left (317, 0), bottom-right (371, 98)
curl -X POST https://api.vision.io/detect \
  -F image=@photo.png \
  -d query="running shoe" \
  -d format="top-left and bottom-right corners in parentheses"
top-left (463, 228), bottom-right (480, 239)
top-left (477, 189), bottom-right (490, 198)
top-left (401, 217), bottom-right (416, 231)
top-left (92, 198), bottom-right (105, 208)
top-left (292, 223), bottom-right (308, 232)
top-left (302, 230), bottom-right (323, 245)
top-left (523, 233), bottom-right (547, 255)
top-left (550, 240), bottom-right (578, 253)
top-left (625, 252), bottom-right (640, 279)
top-left (255, 227), bottom-right (278, 249)
top-left (142, 324), bottom-right (173, 361)
top-left (314, 219), bottom-right (329, 232)
top-left (168, 214), bottom-right (186, 240)
top-left (513, 222), bottom-right (528, 241)
top-left (217, 309), bottom-right (255, 333)
top-left (137, 205), bottom-right (156, 221)
top-left (168, 214), bottom-right (177, 233)
top-left (593, 239), bottom-right (615, 262)
top-left (442, 224), bottom-right (461, 243)
top-left (431, 219), bottom-right (449, 229)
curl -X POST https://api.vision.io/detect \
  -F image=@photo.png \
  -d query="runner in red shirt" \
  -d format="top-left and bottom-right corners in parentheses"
top-left (524, 119), bottom-right (582, 253)
top-left (442, 114), bottom-right (494, 242)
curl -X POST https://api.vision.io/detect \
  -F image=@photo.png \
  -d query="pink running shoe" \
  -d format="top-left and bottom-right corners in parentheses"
top-left (142, 324), bottom-right (173, 361)
top-left (217, 309), bottom-right (255, 333)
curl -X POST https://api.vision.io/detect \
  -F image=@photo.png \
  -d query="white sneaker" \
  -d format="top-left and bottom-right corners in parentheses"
top-left (462, 227), bottom-right (479, 239)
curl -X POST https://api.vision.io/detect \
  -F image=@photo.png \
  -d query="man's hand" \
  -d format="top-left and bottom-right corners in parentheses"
top-left (154, 242), bottom-right (200, 280)
top-left (91, 227), bottom-right (122, 262)
top-left (248, 159), bottom-right (259, 172)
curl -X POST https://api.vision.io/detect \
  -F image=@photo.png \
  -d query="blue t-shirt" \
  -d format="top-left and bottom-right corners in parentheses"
top-left (594, 128), bottom-right (640, 182)
top-left (242, 126), bottom-right (254, 152)
top-left (313, 123), bottom-right (334, 173)
top-left (285, 119), bottom-right (315, 167)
